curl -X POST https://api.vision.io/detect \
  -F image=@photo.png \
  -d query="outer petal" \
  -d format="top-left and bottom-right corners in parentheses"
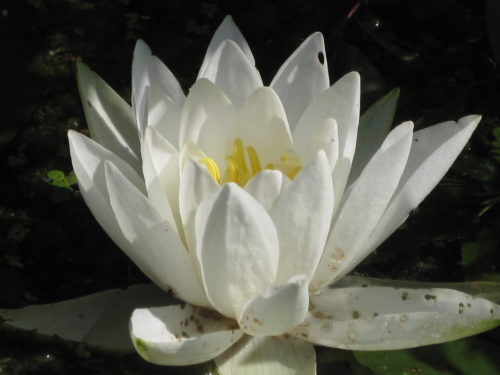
top-left (142, 128), bottom-right (183, 237)
top-left (147, 83), bottom-right (182, 150)
top-left (294, 286), bottom-right (500, 350)
top-left (105, 161), bottom-right (210, 307)
top-left (132, 40), bottom-right (152, 136)
top-left (271, 151), bottom-right (333, 284)
top-left (179, 79), bottom-right (236, 166)
top-left (141, 127), bottom-right (178, 233)
top-left (238, 275), bottom-right (309, 336)
top-left (195, 183), bottom-right (279, 318)
top-left (215, 335), bottom-right (317, 375)
top-left (198, 15), bottom-right (255, 78)
top-left (363, 115), bottom-right (481, 253)
top-left (348, 88), bottom-right (399, 184)
top-left (244, 170), bottom-right (286, 212)
top-left (148, 55), bottom-right (185, 107)
top-left (76, 60), bottom-right (141, 173)
top-left (294, 72), bottom-right (360, 209)
top-left (271, 32), bottom-right (329, 131)
top-left (179, 159), bottom-right (219, 253)
top-left (311, 122), bottom-right (413, 290)
top-left (198, 40), bottom-right (262, 108)
top-left (130, 304), bottom-right (243, 366)
top-left (68, 131), bottom-right (144, 254)
top-left (227, 87), bottom-right (293, 166)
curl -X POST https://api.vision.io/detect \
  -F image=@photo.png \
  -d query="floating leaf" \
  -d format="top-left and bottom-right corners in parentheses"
top-left (0, 284), bottom-right (177, 352)
top-left (354, 337), bottom-right (500, 375)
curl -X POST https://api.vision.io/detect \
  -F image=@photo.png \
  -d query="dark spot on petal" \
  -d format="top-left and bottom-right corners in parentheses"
top-left (458, 303), bottom-right (464, 314)
top-left (352, 311), bottom-right (360, 319)
top-left (317, 51), bottom-right (325, 65)
top-left (86, 100), bottom-right (92, 108)
top-left (401, 291), bottom-right (409, 301)
top-left (425, 295), bottom-right (437, 301)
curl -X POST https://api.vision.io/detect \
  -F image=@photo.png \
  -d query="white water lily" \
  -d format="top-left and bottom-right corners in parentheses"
top-left (69, 15), bottom-right (500, 375)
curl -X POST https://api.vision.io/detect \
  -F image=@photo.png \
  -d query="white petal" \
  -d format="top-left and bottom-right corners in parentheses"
top-left (294, 72), bottom-right (360, 209)
top-left (141, 127), bottom-right (179, 233)
top-left (179, 159), bottom-right (219, 253)
top-left (271, 32), bottom-right (329, 131)
top-left (215, 335), bottom-right (317, 375)
top-left (105, 161), bottom-right (210, 307)
top-left (296, 117), bottom-right (339, 172)
top-left (132, 40), bottom-right (152, 136)
top-left (244, 170), bottom-right (285, 212)
top-left (76, 60), bottom-right (141, 173)
top-left (195, 184), bottom-right (279, 318)
top-left (179, 79), bottom-right (236, 166)
top-left (67, 131), bottom-right (145, 256)
top-left (348, 88), bottom-right (399, 184)
top-left (148, 55), bottom-right (184, 107)
top-left (311, 122), bottom-right (413, 290)
top-left (146, 83), bottom-right (182, 149)
top-left (198, 40), bottom-right (262, 108)
top-left (238, 275), bottom-right (309, 336)
top-left (228, 87), bottom-right (293, 166)
top-left (294, 286), bottom-right (500, 350)
top-left (271, 151), bottom-right (334, 284)
top-left (130, 304), bottom-right (243, 365)
top-left (198, 15), bottom-right (255, 78)
top-left (364, 115), bottom-right (481, 253)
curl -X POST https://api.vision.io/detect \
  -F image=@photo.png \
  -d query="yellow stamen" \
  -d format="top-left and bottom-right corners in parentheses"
top-left (200, 138), bottom-right (303, 186)
top-left (199, 157), bottom-right (221, 184)
top-left (246, 146), bottom-right (261, 175)
top-left (222, 156), bottom-right (238, 184)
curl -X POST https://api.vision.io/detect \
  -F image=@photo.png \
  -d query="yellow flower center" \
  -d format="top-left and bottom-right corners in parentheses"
top-left (200, 138), bottom-right (302, 186)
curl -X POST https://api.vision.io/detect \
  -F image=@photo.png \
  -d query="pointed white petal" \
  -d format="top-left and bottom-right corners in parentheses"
top-left (312, 122), bottom-right (413, 290)
top-left (147, 83), bottom-right (182, 149)
top-left (294, 72), bottom-right (360, 208)
top-left (349, 88), bottom-right (400, 184)
top-left (244, 170), bottom-right (285, 212)
top-left (130, 304), bottom-right (243, 365)
top-left (216, 335), bottom-right (317, 375)
top-left (148, 55), bottom-right (185, 107)
top-left (179, 79), bottom-right (236, 166)
top-left (228, 87), bottom-right (293, 166)
top-left (76, 60), bottom-right (141, 173)
top-left (271, 151), bottom-right (333, 284)
top-left (271, 32), bottom-right (329, 131)
top-left (105, 161), bottom-right (209, 307)
top-left (68, 131), bottom-right (145, 256)
top-left (294, 286), bottom-right (500, 350)
top-left (198, 15), bottom-right (255, 79)
top-left (195, 184), bottom-right (279, 318)
top-left (141, 127), bottom-right (179, 233)
top-left (295, 117), bottom-right (339, 172)
top-left (198, 40), bottom-right (262, 108)
top-left (239, 275), bottom-right (309, 336)
top-left (179, 159), bottom-right (219, 253)
top-left (132, 40), bottom-right (152, 136)
top-left (364, 115), bottom-right (481, 253)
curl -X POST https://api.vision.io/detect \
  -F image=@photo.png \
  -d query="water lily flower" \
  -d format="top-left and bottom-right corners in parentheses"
top-left (69, 15), bottom-right (500, 375)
